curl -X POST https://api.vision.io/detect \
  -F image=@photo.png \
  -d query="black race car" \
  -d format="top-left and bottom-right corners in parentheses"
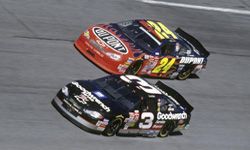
top-left (52, 75), bottom-right (193, 137)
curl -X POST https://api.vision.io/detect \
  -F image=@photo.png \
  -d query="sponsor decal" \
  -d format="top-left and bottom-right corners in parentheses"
top-left (96, 119), bottom-right (109, 128)
top-left (96, 39), bottom-right (106, 48)
top-left (157, 112), bottom-right (187, 120)
top-left (118, 64), bottom-right (128, 73)
top-left (127, 58), bottom-right (134, 63)
top-left (179, 57), bottom-right (204, 64)
top-left (89, 39), bottom-right (104, 52)
top-left (93, 27), bottom-right (128, 54)
top-left (155, 120), bottom-right (166, 124)
top-left (74, 94), bottom-right (88, 105)
top-left (152, 124), bottom-right (163, 129)
top-left (123, 110), bottom-right (140, 129)
top-left (152, 120), bottom-right (165, 129)
top-left (141, 61), bottom-right (158, 74)
top-left (71, 82), bottom-right (110, 112)
top-left (124, 58), bottom-right (134, 66)
top-left (144, 55), bottom-right (150, 59)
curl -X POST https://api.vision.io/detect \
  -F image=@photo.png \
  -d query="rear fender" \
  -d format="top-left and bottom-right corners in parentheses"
top-left (175, 28), bottom-right (209, 57)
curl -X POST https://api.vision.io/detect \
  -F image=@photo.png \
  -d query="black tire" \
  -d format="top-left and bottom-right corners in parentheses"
top-left (103, 117), bottom-right (123, 136)
top-left (177, 65), bottom-right (193, 80)
top-left (158, 121), bottom-right (175, 138)
top-left (125, 61), bottom-right (143, 75)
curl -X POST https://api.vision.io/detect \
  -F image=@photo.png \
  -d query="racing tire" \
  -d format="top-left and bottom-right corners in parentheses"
top-left (103, 117), bottom-right (123, 136)
top-left (177, 66), bottom-right (192, 80)
top-left (158, 121), bottom-right (175, 138)
top-left (125, 60), bottom-right (143, 75)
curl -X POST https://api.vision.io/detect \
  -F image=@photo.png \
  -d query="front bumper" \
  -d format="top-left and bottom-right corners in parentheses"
top-left (52, 96), bottom-right (105, 134)
top-left (74, 36), bottom-right (122, 75)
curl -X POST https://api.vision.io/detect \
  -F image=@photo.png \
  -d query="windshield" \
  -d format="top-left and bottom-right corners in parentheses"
top-left (116, 22), bottom-right (159, 53)
top-left (93, 76), bottom-right (141, 110)
top-left (160, 39), bottom-right (192, 56)
top-left (116, 21), bottom-right (192, 56)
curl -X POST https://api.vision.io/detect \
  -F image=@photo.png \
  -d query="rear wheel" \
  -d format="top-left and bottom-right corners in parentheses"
top-left (103, 117), bottom-right (123, 136)
top-left (125, 61), bottom-right (143, 75)
top-left (177, 65), bottom-right (193, 80)
top-left (158, 121), bottom-right (175, 138)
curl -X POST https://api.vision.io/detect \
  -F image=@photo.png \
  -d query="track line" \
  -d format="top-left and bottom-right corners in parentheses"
top-left (139, 0), bottom-right (250, 15)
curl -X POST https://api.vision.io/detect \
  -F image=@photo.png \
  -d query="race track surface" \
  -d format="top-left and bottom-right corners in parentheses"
top-left (0, 0), bottom-right (250, 149)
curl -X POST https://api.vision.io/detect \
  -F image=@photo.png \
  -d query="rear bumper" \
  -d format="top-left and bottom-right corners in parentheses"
top-left (74, 36), bottom-right (123, 75)
top-left (52, 96), bottom-right (105, 134)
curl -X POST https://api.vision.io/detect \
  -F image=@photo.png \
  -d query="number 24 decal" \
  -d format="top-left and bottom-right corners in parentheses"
top-left (147, 21), bottom-right (177, 40)
top-left (152, 57), bottom-right (176, 74)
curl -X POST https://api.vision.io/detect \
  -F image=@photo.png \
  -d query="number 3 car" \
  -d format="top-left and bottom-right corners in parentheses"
top-left (52, 75), bottom-right (193, 137)
top-left (74, 19), bottom-right (209, 80)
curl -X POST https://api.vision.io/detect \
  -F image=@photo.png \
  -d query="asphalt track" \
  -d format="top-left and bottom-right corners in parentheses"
top-left (0, 0), bottom-right (250, 150)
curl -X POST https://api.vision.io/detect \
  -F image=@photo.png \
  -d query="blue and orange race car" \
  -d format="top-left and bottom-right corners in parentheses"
top-left (74, 19), bottom-right (209, 80)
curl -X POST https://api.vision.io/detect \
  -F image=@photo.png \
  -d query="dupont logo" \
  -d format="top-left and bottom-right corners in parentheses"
top-left (93, 27), bottom-right (128, 54)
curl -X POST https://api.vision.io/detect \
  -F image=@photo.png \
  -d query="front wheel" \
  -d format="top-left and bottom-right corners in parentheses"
top-left (103, 117), bottom-right (123, 136)
top-left (125, 60), bottom-right (143, 75)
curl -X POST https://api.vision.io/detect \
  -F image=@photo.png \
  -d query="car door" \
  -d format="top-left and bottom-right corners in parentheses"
top-left (121, 97), bottom-right (155, 131)
top-left (137, 97), bottom-right (158, 131)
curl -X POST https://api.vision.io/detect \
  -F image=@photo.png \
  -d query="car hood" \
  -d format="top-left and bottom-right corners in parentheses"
top-left (89, 24), bottom-right (144, 59)
top-left (70, 80), bottom-right (130, 117)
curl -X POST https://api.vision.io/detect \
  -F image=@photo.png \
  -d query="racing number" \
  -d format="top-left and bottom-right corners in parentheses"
top-left (152, 58), bottom-right (176, 74)
top-left (121, 75), bottom-right (161, 94)
top-left (139, 112), bottom-right (154, 129)
top-left (147, 21), bottom-right (177, 40)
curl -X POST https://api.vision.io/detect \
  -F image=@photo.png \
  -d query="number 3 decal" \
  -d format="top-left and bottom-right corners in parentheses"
top-left (120, 75), bottom-right (161, 94)
top-left (139, 112), bottom-right (154, 129)
top-left (152, 57), bottom-right (176, 74)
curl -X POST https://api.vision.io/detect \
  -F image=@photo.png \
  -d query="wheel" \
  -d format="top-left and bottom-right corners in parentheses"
top-left (103, 117), bottom-right (123, 136)
top-left (158, 121), bottom-right (175, 138)
top-left (125, 61), bottom-right (143, 75)
top-left (177, 65), bottom-right (193, 80)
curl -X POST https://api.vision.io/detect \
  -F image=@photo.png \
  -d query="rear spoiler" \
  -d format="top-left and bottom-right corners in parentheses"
top-left (155, 81), bottom-right (193, 113)
top-left (175, 28), bottom-right (210, 57)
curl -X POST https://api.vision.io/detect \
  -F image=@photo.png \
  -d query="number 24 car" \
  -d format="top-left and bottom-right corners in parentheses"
top-left (52, 75), bottom-right (193, 137)
top-left (74, 19), bottom-right (209, 80)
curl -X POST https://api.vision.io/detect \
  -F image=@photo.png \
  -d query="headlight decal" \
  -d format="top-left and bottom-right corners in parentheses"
top-left (84, 109), bottom-right (103, 119)
top-left (61, 86), bottom-right (69, 96)
top-left (83, 30), bottom-right (90, 39)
